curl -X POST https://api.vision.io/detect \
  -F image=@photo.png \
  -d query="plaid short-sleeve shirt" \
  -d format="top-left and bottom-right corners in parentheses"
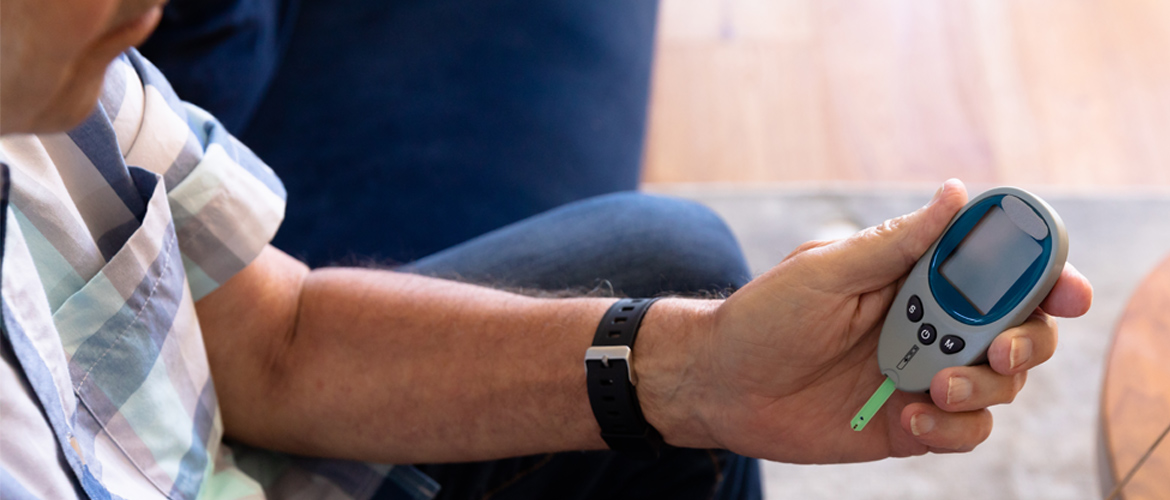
top-left (0, 50), bottom-right (437, 500)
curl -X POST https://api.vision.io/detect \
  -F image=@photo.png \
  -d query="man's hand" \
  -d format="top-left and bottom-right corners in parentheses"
top-left (636, 179), bottom-right (1093, 463)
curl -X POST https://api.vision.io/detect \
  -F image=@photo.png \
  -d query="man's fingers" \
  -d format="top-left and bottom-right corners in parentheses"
top-left (901, 403), bottom-right (993, 453)
top-left (1040, 263), bottom-right (1093, 318)
top-left (810, 179), bottom-right (968, 294)
top-left (929, 365), bottom-right (1027, 412)
top-left (986, 313), bottom-right (1059, 375)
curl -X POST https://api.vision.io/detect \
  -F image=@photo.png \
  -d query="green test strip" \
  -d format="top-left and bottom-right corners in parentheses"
top-left (851, 376), bottom-right (896, 432)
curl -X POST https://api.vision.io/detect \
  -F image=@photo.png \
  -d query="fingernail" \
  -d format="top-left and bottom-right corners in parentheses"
top-left (911, 414), bottom-right (935, 436)
top-left (1010, 337), bottom-right (1033, 370)
top-left (947, 376), bottom-right (973, 405)
top-left (926, 184), bottom-right (945, 207)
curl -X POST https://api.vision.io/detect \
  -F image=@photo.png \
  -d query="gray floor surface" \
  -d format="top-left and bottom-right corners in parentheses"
top-left (649, 184), bottom-right (1170, 500)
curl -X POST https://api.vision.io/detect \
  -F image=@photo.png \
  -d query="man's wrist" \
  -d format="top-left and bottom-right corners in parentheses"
top-left (630, 297), bottom-right (722, 449)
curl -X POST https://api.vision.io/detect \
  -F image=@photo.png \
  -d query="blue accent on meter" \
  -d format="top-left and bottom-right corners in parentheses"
top-left (927, 195), bottom-right (1054, 325)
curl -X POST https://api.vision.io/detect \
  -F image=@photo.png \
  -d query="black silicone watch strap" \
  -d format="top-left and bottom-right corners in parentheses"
top-left (585, 297), bottom-right (663, 460)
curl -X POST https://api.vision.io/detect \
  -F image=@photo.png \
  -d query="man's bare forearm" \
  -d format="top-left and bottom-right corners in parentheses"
top-left (195, 246), bottom-right (710, 463)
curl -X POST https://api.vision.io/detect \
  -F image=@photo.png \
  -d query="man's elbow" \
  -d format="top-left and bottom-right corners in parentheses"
top-left (194, 245), bottom-right (311, 445)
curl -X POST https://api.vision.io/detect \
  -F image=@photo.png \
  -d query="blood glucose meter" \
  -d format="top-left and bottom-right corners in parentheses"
top-left (851, 187), bottom-right (1067, 431)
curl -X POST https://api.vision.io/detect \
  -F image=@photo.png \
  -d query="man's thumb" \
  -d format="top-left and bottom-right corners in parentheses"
top-left (822, 179), bottom-right (968, 294)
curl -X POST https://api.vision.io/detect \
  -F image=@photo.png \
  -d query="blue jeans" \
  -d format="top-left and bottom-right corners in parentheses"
top-left (385, 193), bottom-right (762, 500)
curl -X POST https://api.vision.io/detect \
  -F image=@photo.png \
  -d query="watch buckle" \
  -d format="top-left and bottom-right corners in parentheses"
top-left (585, 345), bottom-right (636, 385)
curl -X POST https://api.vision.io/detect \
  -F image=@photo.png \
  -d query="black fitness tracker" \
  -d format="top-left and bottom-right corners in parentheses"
top-left (584, 297), bottom-right (663, 459)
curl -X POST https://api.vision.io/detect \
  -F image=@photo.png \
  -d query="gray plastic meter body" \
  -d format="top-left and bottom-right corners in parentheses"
top-left (876, 187), bottom-right (1068, 392)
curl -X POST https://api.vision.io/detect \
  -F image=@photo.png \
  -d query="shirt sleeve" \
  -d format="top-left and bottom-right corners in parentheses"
top-left (122, 49), bottom-right (287, 301)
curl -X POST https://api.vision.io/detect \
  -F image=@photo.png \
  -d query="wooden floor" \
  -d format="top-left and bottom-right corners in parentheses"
top-left (642, 0), bottom-right (1170, 189)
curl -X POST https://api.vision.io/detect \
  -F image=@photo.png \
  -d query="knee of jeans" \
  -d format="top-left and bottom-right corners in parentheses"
top-left (588, 192), bottom-right (752, 292)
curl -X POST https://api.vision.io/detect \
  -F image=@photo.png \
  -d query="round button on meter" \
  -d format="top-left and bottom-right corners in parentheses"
top-left (917, 324), bottom-right (937, 345)
top-left (939, 335), bottom-right (965, 355)
top-left (907, 295), bottom-right (924, 322)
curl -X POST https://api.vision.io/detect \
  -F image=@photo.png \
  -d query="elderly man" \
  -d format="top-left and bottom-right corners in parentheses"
top-left (0, 1), bottom-right (1093, 499)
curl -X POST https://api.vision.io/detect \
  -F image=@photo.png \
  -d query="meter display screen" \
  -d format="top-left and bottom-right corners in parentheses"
top-left (939, 205), bottom-right (1043, 314)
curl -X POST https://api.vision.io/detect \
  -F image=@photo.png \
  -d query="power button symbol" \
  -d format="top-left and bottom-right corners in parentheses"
top-left (917, 323), bottom-right (937, 345)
